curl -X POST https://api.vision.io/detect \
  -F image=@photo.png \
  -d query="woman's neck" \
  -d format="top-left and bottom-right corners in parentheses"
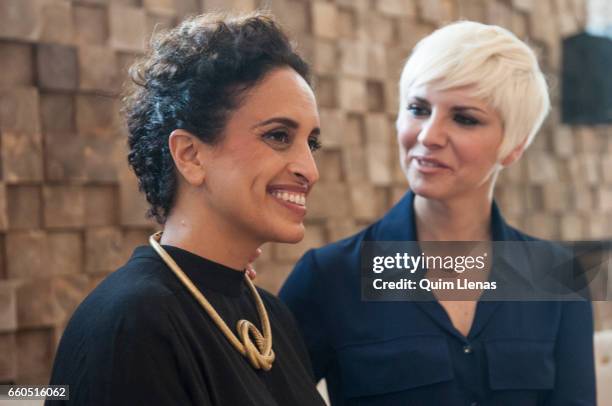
top-left (414, 193), bottom-right (493, 241)
top-left (159, 210), bottom-right (259, 271)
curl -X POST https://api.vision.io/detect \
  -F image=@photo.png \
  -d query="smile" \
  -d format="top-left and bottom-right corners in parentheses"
top-left (411, 156), bottom-right (452, 173)
top-left (270, 190), bottom-right (306, 207)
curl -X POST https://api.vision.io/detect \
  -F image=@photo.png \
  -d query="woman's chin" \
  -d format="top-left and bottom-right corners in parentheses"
top-left (267, 223), bottom-right (305, 244)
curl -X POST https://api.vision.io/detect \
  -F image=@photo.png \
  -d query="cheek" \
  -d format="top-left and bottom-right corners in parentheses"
top-left (396, 119), bottom-right (418, 150)
top-left (454, 137), bottom-right (500, 169)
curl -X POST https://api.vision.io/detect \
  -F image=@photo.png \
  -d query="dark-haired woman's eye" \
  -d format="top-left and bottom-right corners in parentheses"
top-left (407, 104), bottom-right (430, 117)
top-left (263, 130), bottom-right (291, 147)
top-left (454, 114), bottom-right (480, 126)
top-left (308, 136), bottom-right (322, 152)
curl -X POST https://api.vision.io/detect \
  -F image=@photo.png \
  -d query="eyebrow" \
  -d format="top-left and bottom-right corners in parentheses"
top-left (253, 117), bottom-right (321, 136)
top-left (412, 97), bottom-right (488, 115)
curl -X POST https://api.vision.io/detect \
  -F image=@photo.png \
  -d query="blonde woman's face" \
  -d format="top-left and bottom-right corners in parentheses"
top-left (396, 85), bottom-right (504, 201)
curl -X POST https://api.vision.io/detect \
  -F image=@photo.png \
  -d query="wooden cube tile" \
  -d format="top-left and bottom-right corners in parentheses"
top-left (16, 328), bottom-right (55, 384)
top-left (376, 0), bottom-right (416, 17)
top-left (40, 0), bottom-right (74, 45)
top-left (273, 224), bottom-right (325, 262)
top-left (311, 1), bottom-right (338, 39)
top-left (74, 4), bottom-right (109, 45)
top-left (418, 0), bottom-right (454, 26)
top-left (0, 0), bottom-right (43, 41)
top-left (339, 40), bottom-right (368, 77)
top-left (0, 281), bottom-right (18, 333)
top-left (526, 154), bottom-right (558, 184)
top-left (203, 0), bottom-right (257, 13)
top-left (314, 150), bottom-right (343, 182)
top-left (146, 12), bottom-right (176, 41)
top-left (306, 182), bottom-right (351, 219)
top-left (326, 218), bottom-right (359, 242)
top-left (252, 261), bottom-right (291, 295)
top-left (17, 280), bottom-right (61, 329)
top-left (85, 185), bottom-right (117, 227)
top-left (456, 0), bottom-right (486, 21)
top-left (53, 274), bottom-right (90, 323)
top-left (173, 0), bottom-right (200, 20)
top-left (75, 0), bottom-right (109, 5)
top-left (384, 80), bottom-right (399, 115)
top-left (0, 183), bottom-right (7, 231)
top-left (47, 231), bottom-right (83, 276)
top-left (338, 78), bottom-right (367, 113)
top-left (118, 160), bottom-right (155, 227)
top-left (6, 231), bottom-right (47, 279)
top-left (365, 113), bottom-right (391, 143)
top-left (313, 76), bottom-right (337, 109)
top-left (318, 108), bottom-right (345, 149)
top-left (395, 21), bottom-right (432, 52)
top-left (36, 43), bottom-right (78, 91)
top-left (265, 0), bottom-right (308, 34)
top-left (109, 5), bottom-right (147, 52)
top-left (44, 132), bottom-right (86, 182)
top-left (560, 214), bottom-right (584, 240)
top-left (81, 137), bottom-right (121, 182)
top-left (78, 45), bottom-right (119, 93)
top-left (6, 185), bottom-right (41, 230)
top-left (365, 14), bottom-right (395, 46)
top-left (350, 184), bottom-right (379, 221)
top-left (0, 42), bottom-right (34, 88)
top-left (485, 0), bottom-right (512, 29)
top-left (366, 139), bottom-right (392, 185)
top-left (342, 144), bottom-right (368, 184)
top-left (85, 227), bottom-right (124, 273)
top-left (143, 0), bottom-right (176, 15)
top-left (366, 44), bottom-right (387, 81)
top-left (43, 186), bottom-right (86, 229)
top-left (312, 40), bottom-right (337, 75)
top-left (602, 155), bottom-right (612, 184)
top-left (122, 228), bottom-right (155, 262)
top-left (0, 87), bottom-right (41, 133)
top-left (337, 7), bottom-right (357, 39)
top-left (0, 333), bottom-right (17, 382)
top-left (542, 183), bottom-right (572, 212)
top-left (366, 81), bottom-right (386, 112)
top-left (1, 132), bottom-right (44, 183)
top-left (40, 93), bottom-right (75, 133)
top-left (76, 94), bottom-right (120, 138)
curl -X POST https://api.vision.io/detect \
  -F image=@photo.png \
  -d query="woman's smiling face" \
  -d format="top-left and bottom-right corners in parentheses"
top-left (396, 85), bottom-right (505, 201)
top-left (199, 67), bottom-right (321, 245)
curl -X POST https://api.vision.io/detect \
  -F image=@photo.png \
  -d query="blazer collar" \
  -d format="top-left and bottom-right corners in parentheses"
top-left (372, 190), bottom-right (517, 341)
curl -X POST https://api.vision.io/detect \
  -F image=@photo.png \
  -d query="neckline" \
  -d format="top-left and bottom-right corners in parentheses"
top-left (132, 245), bottom-right (247, 297)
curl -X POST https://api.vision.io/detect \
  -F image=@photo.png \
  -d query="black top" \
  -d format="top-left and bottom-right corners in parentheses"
top-left (47, 245), bottom-right (325, 406)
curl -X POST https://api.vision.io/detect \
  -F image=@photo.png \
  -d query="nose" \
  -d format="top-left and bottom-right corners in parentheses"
top-left (417, 113), bottom-right (448, 149)
top-left (288, 142), bottom-right (320, 187)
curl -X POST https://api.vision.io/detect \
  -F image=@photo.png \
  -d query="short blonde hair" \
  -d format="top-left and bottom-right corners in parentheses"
top-left (399, 21), bottom-right (550, 160)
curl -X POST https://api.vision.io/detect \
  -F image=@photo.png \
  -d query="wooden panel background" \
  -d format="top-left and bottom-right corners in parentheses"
top-left (0, 0), bottom-right (610, 389)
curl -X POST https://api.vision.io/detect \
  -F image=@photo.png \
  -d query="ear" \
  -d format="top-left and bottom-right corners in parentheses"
top-left (500, 138), bottom-right (528, 167)
top-left (168, 129), bottom-right (206, 186)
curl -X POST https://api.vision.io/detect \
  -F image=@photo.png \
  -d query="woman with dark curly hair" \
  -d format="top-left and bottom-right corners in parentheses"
top-left (47, 12), bottom-right (325, 406)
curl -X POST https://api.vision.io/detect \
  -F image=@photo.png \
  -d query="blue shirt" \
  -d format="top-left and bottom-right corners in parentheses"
top-left (279, 191), bottom-right (595, 406)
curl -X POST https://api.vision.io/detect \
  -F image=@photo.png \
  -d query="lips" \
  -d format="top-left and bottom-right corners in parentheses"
top-left (410, 155), bottom-right (452, 172)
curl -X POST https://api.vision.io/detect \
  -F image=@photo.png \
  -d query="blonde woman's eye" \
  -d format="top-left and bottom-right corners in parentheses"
top-left (454, 114), bottom-right (479, 126)
top-left (407, 104), bottom-right (429, 116)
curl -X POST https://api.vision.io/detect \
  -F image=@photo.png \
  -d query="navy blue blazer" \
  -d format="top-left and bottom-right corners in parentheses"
top-left (279, 191), bottom-right (595, 406)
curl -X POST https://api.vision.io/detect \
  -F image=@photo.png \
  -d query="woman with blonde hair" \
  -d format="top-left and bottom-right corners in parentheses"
top-left (281, 21), bottom-right (595, 405)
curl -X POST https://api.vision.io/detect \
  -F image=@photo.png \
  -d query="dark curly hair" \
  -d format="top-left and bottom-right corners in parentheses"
top-left (123, 11), bottom-right (311, 224)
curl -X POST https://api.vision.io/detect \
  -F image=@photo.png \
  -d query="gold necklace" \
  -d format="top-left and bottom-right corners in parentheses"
top-left (149, 231), bottom-right (275, 371)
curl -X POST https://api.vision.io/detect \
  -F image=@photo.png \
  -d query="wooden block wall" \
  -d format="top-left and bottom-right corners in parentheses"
top-left (0, 0), bottom-right (611, 386)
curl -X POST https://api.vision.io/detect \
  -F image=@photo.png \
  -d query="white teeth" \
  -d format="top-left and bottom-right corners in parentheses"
top-left (271, 190), bottom-right (306, 207)
top-left (418, 159), bottom-right (441, 167)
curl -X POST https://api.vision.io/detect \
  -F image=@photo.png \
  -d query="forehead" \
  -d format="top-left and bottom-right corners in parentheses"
top-left (238, 67), bottom-right (318, 121)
